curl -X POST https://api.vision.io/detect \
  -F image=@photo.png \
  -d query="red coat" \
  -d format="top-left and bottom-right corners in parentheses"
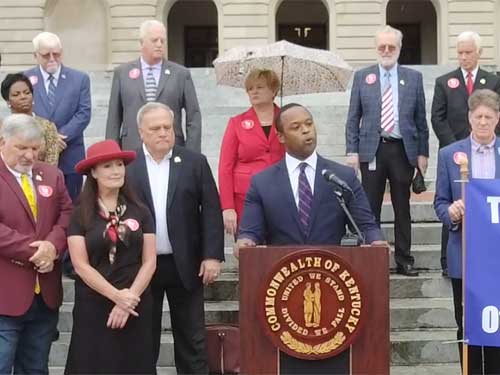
top-left (0, 159), bottom-right (72, 316)
top-left (218, 106), bottom-right (285, 220)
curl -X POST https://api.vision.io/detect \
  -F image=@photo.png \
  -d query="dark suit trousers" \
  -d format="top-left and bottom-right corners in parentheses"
top-left (63, 173), bottom-right (83, 202)
top-left (360, 139), bottom-right (414, 267)
top-left (451, 278), bottom-right (500, 374)
top-left (151, 255), bottom-right (208, 374)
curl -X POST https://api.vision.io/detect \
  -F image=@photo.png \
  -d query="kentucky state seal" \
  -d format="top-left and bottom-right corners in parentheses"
top-left (258, 249), bottom-right (365, 360)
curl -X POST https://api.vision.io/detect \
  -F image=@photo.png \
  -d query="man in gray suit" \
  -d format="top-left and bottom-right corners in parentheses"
top-left (106, 20), bottom-right (201, 152)
top-left (345, 25), bottom-right (429, 277)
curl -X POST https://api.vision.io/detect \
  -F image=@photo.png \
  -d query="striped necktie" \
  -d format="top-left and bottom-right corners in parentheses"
top-left (145, 67), bottom-right (157, 102)
top-left (47, 74), bottom-right (56, 107)
top-left (380, 72), bottom-right (395, 134)
top-left (298, 163), bottom-right (313, 235)
top-left (21, 174), bottom-right (40, 294)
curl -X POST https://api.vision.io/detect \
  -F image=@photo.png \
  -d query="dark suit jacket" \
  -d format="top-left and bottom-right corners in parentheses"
top-left (127, 145), bottom-right (224, 290)
top-left (0, 159), bottom-right (73, 316)
top-left (345, 65), bottom-right (429, 166)
top-left (25, 65), bottom-right (91, 175)
top-left (434, 137), bottom-right (500, 278)
top-left (431, 68), bottom-right (500, 148)
top-left (106, 59), bottom-right (201, 152)
top-left (238, 154), bottom-right (383, 245)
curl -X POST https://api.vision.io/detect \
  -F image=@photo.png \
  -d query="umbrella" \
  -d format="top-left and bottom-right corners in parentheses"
top-left (213, 40), bottom-right (353, 97)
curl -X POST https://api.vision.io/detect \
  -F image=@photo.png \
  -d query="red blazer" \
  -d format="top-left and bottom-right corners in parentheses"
top-left (0, 159), bottom-right (72, 316)
top-left (218, 106), bottom-right (285, 220)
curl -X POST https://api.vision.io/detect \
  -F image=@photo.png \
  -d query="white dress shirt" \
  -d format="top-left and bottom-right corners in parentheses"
top-left (140, 57), bottom-right (162, 86)
top-left (461, 66), bottom-right (479, 84)
top-left (39, 65), bottom-right (61, 94)
top-left (143, 144), bottom-right (173, 255)
top-left (0, 152), bottom-right (36, 201)
top-left (285, 151), bottom-right (317, 208)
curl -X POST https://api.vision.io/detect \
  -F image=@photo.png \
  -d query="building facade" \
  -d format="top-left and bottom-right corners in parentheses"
top-left (1, 0), bottom-right (499, 71)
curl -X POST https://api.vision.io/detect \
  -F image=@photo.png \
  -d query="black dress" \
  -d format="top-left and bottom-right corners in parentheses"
top-left (65, 202), bottom-right (155, 374)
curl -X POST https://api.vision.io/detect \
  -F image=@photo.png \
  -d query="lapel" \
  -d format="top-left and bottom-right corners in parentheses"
top-left (167, 146), bottom-right (182, 210)
top-left (135, 148), bottom-right (156, 217)
top-left (494, 138), bottom-right (500, 179)
top-left (50, 65), bottom-right (68, 117)
top-left (0, 160), bottom-right (36, 227)
top-left (276, 160), bottom-right (304, 240)
top-left (397, 65), bottom-right (406, 115)
top-left (455, 68), bottom-right (469, 104)
top-left (474, 68), bottom-right (488, 90)
top-left (33, 67), bottom-right (51, 115)
top-left (32, 165), bottom-right (48, 230)
top-left (306, 155), bottom-right (327, 238)
top-left (156, 59), bottom-right (172, 99)
top-left (372, 65), bottom-right (382, 108)
top-left (132, 59), bottom-right (146, 102)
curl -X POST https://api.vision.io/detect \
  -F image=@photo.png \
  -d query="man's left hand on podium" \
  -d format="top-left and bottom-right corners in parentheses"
top-left (234, 238), bottom-right (256, 259)
top-left (370, 240), bottom-right (389, 247)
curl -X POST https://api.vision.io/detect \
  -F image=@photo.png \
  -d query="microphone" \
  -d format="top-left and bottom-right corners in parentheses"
top-left (321, 169), bottom-right (353, 194)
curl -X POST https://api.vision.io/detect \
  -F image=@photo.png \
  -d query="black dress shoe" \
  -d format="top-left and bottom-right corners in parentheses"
top-left (442, 269), bottom-right (448, 277)
top-left (396, 264), bottom-right (419, 277)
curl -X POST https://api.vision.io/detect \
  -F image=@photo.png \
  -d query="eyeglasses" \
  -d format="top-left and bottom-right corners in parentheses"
top-left (37, 51), bottom-right (62, 60)
top-left (377, 44), bottom-right (398, 53)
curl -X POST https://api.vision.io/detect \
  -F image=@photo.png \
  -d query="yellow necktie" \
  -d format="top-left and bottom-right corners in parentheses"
top-left (21, 174), bottom-right (40, 294)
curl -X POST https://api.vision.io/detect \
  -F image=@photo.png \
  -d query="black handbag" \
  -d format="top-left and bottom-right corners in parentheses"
top-left (412, 168), bottom-right (427, 194)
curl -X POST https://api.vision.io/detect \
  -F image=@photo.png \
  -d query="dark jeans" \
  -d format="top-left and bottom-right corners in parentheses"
top-left (0, 295), bottom-right (58, 375)
top-left (451, 278), bottom-right (500, 374)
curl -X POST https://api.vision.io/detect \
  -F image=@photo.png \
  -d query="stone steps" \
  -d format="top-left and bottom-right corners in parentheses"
top-left (48, 328), bottom-right (460, 367)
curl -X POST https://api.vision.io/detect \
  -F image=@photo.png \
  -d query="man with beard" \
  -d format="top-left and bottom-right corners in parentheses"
top-left (345, 26), bottom-right (429, 276)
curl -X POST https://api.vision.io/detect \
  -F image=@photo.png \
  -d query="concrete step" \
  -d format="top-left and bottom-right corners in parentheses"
top-left (391, 329), bottom-right (459, 365)
top-left (49, 367), bottom-right (177, 375)
top-left (381, 201), bottom-right (438, 223)
top-left (62, 271), bottom-right (452, 304)
top-left (57, 300), bottom-right (239, 333)
top-left (49, 329), bottom-right (460, 367)
top-left (390, 298), bottom-right (455, 330)
top-left (382, 222), bottom-right (441, 245)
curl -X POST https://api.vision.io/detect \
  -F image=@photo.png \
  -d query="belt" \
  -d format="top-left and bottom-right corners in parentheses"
top-left (380, 137), bottom-right (402, 144)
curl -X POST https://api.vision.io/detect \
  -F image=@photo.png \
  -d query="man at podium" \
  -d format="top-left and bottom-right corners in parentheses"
top-left (235, 103), bottom-right (385, 255)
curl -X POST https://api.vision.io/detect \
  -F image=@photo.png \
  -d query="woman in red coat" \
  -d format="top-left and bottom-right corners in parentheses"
top-left (218, 69), bottom-right (285, 235)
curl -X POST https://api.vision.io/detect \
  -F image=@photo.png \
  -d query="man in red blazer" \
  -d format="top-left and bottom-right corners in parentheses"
top-left (0, 114), bottom-right (72, 374)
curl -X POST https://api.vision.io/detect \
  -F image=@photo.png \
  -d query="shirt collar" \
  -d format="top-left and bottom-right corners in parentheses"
top-left (39, 65), bottom-right (61, 82)
top-left (378, 63), bottom-right (398, 78)
top-left (140, 57), bottom-right (162, 71)
top-left (0, 152), bottom-right (33, 179)
top-left (471, 134), bottom-right (495, 152)
top-left (285, 151), bottom-right (318, 174)
top-left (461, 66), bottom-right (479, 81)
top-left (142, 143), bottom-right (172, 163)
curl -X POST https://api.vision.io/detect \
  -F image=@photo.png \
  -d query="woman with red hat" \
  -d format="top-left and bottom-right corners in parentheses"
top-left (64, 140), bottom-right (156, 374)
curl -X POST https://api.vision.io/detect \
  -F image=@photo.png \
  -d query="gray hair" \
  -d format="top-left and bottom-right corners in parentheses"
top-left (32, 32), bottom-right (62, 52)
top-left (0, 114), bottom-right (43, 141)
top-left (375, 25), bottom-right (403, 48)
top-left (457, 31), bottom-right (482, 52)
top-left (468, 89), bottom-right (500, 113)
top-left (136, 102), bottom-right (174, 128)
top-left (139, 20), bottom-right (166, 41)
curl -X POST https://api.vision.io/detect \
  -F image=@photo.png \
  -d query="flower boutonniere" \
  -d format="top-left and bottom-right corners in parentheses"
top-left (399, 79), bottom-right (405, 86)
top-left (35, 173), bottom-right (43, 181)
top-left (174, 156), bottom-right (182, 163)
top-left (165, 69), bottom-right (171, 75)
top-left (480, 78), bottom-right (486, 85)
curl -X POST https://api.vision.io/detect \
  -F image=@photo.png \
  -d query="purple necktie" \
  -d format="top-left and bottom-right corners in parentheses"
top-left (298, 162), bottom-right (313, 235)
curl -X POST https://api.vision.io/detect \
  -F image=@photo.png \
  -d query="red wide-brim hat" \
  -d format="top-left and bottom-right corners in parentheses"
top-left (75, 140), bottom-right (136, 174)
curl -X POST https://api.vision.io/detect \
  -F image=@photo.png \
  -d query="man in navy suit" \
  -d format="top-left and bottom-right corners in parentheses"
top-left (434, 89), bottom-right (500, 374)
top-left (431, 31), bottom-right (500, 276)
top-left (236, 103), bottom-right (385, 254)
top-left (345, 25), bottom-right (429, 276)
top-left (25, 32), bottom-right (91, 201)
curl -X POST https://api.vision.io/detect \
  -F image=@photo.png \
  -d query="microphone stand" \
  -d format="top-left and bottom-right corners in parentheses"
top-left (330, 187), bottom-right (366, 246)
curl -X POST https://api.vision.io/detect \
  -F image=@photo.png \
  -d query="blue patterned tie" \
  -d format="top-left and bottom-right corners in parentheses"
top-left (47, 74), bottom-right (56, 107)
top-left (298, 162), bottom-right (313, 235)
top-left (145, 67), bottom-right (157, 102)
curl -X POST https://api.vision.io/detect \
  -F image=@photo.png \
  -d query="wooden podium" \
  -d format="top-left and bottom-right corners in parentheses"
top-left (239, 246), bottom-right (389, 374)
